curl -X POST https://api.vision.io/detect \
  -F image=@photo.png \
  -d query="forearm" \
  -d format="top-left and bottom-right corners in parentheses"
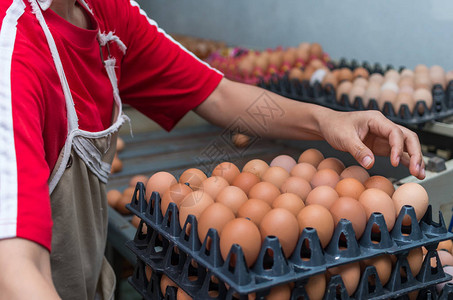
top-left (0, 238), bottom-right (61, 300)
top-left (195, 78), bottom-right (330, 140)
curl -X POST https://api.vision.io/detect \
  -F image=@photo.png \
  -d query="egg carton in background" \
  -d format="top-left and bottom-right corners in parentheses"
top-left (257, 73), bottom-right (453, 127)
top-left (125, 182), bottom-right (453, 299)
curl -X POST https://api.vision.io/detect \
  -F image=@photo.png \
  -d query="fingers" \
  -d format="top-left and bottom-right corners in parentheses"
top-left (398, 125), bottom-right (425, 179)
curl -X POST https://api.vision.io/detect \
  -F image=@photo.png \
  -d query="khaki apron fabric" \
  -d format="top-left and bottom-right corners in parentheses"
top-left (29, 0), bottom-right (129, 298)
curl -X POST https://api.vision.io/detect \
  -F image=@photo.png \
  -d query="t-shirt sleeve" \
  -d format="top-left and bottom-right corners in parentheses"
top-left (117, 1), bottom-right (223, 131)
top-left (0, 44), bottom-right (53, 251)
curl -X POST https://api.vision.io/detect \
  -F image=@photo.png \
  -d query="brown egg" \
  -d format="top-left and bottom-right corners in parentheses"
top-left (268, 51), bottom-right (284, 71)
top-left (237, 57), bottom-right (255, 77)
top-left (340, 165), bottom-right (370, 184)
top-left (309, 43), bottom-right (323, 59)
top-left (270, 155), bottom-right (297, 173)
top-left (116, 186), bottom-right (135, 214)
top-left (280, 176), bottom-right (312, 201)
top-left (335, 178), bottom-right (366, 199)
top-left (107, 189), bottom-right (122, 208)
top-left (302, 66), bottom-right (316, 81)
top-left (297, 204), bottom-right (334, 248)
top-left (160, 183), bottom-right (193, 215)
top-left (369, 73), bottom-right (384, 85)
top-left (232, 133), bottom-right (250, 148)
top-left (211, 162), bottom-right (240, 184)
top-left (200, 176), bottom-right (229, 199)
top-left (129, 175), bottom-right (149, 188)
top-left (446, 70), bottom-right (453, 83)
top-left (318, 157), bottom-right (345, 175)
top-left (179, 190), bottom-right (214, 226)
top-left (359, 188), bottom-right (396, 231)
top-left (232, 172), bottom-right (260, 195)
top-left (336, 81), bottom-right (353, 101)
top-left (392, 182), bottom-right (429, 221)
top-left (353, 77), bottom-right (368, 88)
top-left (260, 208), bottom-right (300, 258)
top-left (338, 68), bottom-right (353, 82)
top-left (378, 89), bottom-right (397, 110)
top-left (131, 215), bottom-right (142, 229)
top-left (384, 69), bottom-right (400, 83)
top-left (364, 175), bottom-right (395, 197)
top-left (288, 68), bottom-right (304, 81)
top-left (264, 284), bottom-right (291, 300)
top-left (216, 186), bottom-right (248, 214)
top-left (177, 288), bottom-right (192, 300)
top-left (282, 47), bottom-right (297, 69)
top-left (438, 240), bottom-right (453, 253)
top-left (309, 58), bottom-right (325, 70)
top-left (220, 218), bottom-right (262, 267)
top-left (179, 168), bottom-right (207, 191)
top-left (401, 68), bottom-right (415, 78)
top-left (272, 193), bottom-right (305, 216)
top-left (296, 47), bottom-right (310, 65)
top-left (290, 162), bottom-right (317, 182)
top-left (407, 247), bottom-right (423, 276)
top-left (329, 196), bottom-right (367, 239)
top-left (322, 72), bottom-right (338, 89)
top-left (261, 166), bottom-right (290, 189)
top-left (395, 92), bottom-right (415, 114)
top-left (237, 198), bottom-right (272, 226)
top-left (438, 250), bottom-right (453, 267)
top-left (304, 273), bottom-right (326, 300)
top-left (298, 149), bottom-right (324, 167)
top-left (353, 67), bottom-right (369, 79)
top-left (413, 88), bottom-right (433, 114)
top-left (160, 274), bottom-right (177, 296)
top-left (415, 64), bottom-right (429, 74)
top-left (310, 169), bottom-right (340, 189)
top-left (327, 262), bottom-right (361, 296)
top-left (116, 137), bottom-right (125, 152)
top-left (111, 154), bottom-right (123, 173)
top-left (363, 82), bottom-right (381, 105)
top-left (197, 202), bottom-right (235, 243)
top-left (414, 74), bottom-right (432, 90)
top-left (242, 159), bottom-right (269, 179)
top-left (348, 85), bottom-right (366, 102)
top-left (398, 76), bottom-right (415, 88)
top-left (248, 182), bottom-right (281, 205)
top-left (362, 254), bottom-right (392, 285)
top-left (305, 186), bottom-right (339, 209)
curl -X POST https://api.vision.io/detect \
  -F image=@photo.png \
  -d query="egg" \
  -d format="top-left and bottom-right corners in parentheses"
top-left (311, 169), bottom-right (340, 189)
top-left (232, 172), bottom-right (260, 195)
top-left (270, 155), bottom-right (297, 173)
top-left (384, 69), bottom-right (400, 83)
top-left (177, 288), bottom-right (192, 300)
top-left (146, 171), bottom-right (177, 200)
top-left (200, 176), bottom-right (229, 199)
top-left (362, 254), bottom-right (392, 286)
top-left (353, 77), bottom-right (368, 88)
top-left (348, 85), bottom-right (366, 102)
top-left (220, 218), bottom-right (262, 267)
top-left (305, 186), bottom-right (339, 209)
top-left (335, 178), bottom-right (366, 199)
top-left (407, 247), bottom-right (423, 276)
top-left (392, 182), bottom-right (428, 221)
top-left (297, 204), bottom-right (334, 248)
top-left (237, 198), bottom-right (272, 226)
top-left (298, 149), bottom-right (324, 167)
top-left (232, 133), bottom-right (250, 148)
top-left (261, 166), bottom-right (290, 189)
top-left (446, 70), bottom-right (453, 83)
top-left (322, 72), bottom-right (338, 89)
top-left (131, 215), bottom-right (142, 230)
top-left (197, 202), bottom-right (235, 244)
top-left (369, 73), bottom-right (384, 85)
top-left (216, 186), bottom-right (248, 214)
top-left (116, 137), bottom-right (125, 152)
top-left (272, 193), bottom-right (305, 216)
top-left (211, 162), bottom-right (240, 184)
top-left (395, 92), bottom-right (415, 115)
top-left (302, 66), bottom-right (316, 81)
top-left (248, 182), bottom-right (281, 205)
top-left (261, 284), bottom-right (291, 300)
top-left (437, 266), bottom-right (453, 293)
top-left (318, 157), bottom-right (345, 174)
top-left (340, 165), bottom-right (370, 184)
top-left (242, 159), bottom-right (269, 179)
top-left (107, 189), bottom-right (122, 208)
top-left (309, 43), bottom-right (323, 59)
top-left (160, 274), bottom-right (177, 296)
top-left (179, 168), bottom-right (207, 191)
top-left (179, 190), bottom-right (214, 226)
top-left (310, 68), bottom-right (327, 86)
top-left (415, 64), bottom-right (429, 74)
top-left (401, 68), bottom-right (414, 78)
top-left (413, 88), bottom-right (433, 114)
top-left (327, 262), bottom-right (361, 296)
top-left (414, 74), bottom-right (432, 90)
top-left (290, 163), bottom-right (317, 182)
top-left (359, 188), bottom-right (396, 231)
top-left (336, 81), bottom-right (353, 101)
top-left (288, 68), bottom-right (304, 81)
top-left (398, 76), bottom-right (415, 88)
top-left (378, 89), bottom-right (397, 110)
top-left (353, 67), bottom-right (369, 79)
top-left (438, 249), bottom-right (453, 267)
top-left (116, 187), bottom-right (135, 214)
top-left (160, 183), bottom-right (193, 215)
top-left (129, 175), bottom-right (149, 188)
top-left (329, 196), bottom-right (367, 239)
top-left (338, 68), bottom-right (353, 82)
top-left (280, 176), bottom-right (312, 201)
top-left (437, 240), bottom-right (453, 253)
top-left (260, 208), bottom-right (300, 258)
top-left (304, 273), bottom-right (326, 300)
top-left (363, 84), bottom-right (381, 107)
top-left (364, 175), bottom-right (395, 197)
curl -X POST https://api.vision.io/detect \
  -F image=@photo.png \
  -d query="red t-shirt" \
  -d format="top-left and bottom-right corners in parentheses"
top-left (0, 0), bottom-right (222, 251)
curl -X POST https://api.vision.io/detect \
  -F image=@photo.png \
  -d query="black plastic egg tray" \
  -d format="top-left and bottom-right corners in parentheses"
top-left (126, 182), bottom-right (453, 299)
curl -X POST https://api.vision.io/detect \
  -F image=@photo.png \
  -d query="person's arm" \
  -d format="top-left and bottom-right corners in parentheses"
top-left (194, 78), bottom-right (425, 180)
top-left (0, 238), bottom-right (60, 300)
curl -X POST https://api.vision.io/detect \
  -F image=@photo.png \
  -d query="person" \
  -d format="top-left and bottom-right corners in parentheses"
top-left (0, 0), bottom-right (425, 299)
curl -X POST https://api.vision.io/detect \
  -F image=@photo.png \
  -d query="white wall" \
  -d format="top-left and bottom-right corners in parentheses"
top-left (138, 0), bottom-right (453, 70)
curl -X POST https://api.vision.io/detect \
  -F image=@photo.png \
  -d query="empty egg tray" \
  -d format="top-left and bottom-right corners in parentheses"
top-left (257, 74), bottom-right (453, 126)
top-left (126, 182), bottom-right (453, 299)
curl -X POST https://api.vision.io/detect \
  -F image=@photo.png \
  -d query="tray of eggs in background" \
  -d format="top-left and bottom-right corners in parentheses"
top-left (257, 57), bottom-right (453, 127)
top-left (122, 149), bottom-right (453, 300)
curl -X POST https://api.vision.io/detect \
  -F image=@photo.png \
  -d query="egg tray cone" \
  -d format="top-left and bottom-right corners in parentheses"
top-left (125, 182), bottom-right (453, 299)
top-left (257, 72), bottom-right (453, 126)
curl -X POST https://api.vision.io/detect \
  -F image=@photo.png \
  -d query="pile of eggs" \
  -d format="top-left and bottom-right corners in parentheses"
top-left (135, 149), bottom-right (432, 299)
top-left (316, 65), bottom-right (452, 116)
top-left (208, 42), bottom-right (330, 84)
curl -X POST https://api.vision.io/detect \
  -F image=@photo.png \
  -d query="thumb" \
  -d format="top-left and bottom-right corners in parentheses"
top-left (349, 140), bottom-right (375, 169)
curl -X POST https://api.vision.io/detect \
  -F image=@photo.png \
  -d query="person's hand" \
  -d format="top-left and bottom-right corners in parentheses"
top-left (319, 110), bottom-right (425, 179)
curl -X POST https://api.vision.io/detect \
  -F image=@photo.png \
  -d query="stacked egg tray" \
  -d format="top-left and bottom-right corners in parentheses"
top-left (126, 183), bottom-right (453, 299)
top-left (257, 66), bottom-right (453, 127)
